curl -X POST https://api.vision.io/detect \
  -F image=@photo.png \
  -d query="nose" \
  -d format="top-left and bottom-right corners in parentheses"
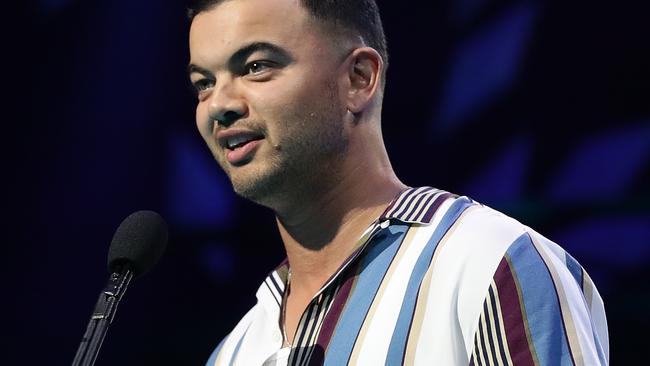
top-left (207, 79), bottom-right (248, 127)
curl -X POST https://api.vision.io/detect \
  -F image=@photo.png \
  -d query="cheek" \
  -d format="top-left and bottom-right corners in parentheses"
top-left (249, 77), bottom-right (328, 119)
top-left (195, 103), bottom-right (213, 140)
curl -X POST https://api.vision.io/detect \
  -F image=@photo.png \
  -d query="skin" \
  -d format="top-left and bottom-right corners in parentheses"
top-left (189, 0), bottom-right (405, 344)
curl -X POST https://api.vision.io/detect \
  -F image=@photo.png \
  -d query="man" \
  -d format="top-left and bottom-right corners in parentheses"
top-left (187, 0), bottom-right (608, 365)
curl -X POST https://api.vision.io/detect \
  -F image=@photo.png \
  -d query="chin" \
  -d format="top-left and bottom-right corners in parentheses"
top-left (230, 171), bottom-right (283, 208)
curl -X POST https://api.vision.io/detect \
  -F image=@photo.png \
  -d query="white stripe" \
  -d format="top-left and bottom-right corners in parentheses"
top-left (411, 205), bottom-right (525, 365)
top-left (413, 191), bottom-right (446, 222)
top-left (385, 187), bottom-right (429, 218)
top-left (352, 221), bottom-right (438, 364)
top-left (395, 187), bottom-right (434, 219)
top-left (476, 315), bottom-right (488, 366)
top-left (299, 291), bottom-right (335, 366)
top-left (265, 278), bottom-right (282, 305)
top-left (490, 282), bottom-right (513, 366)
top-left (406, 190), bottom-right (439, 222)
top-left (272, 271), bottom-right (286, 292)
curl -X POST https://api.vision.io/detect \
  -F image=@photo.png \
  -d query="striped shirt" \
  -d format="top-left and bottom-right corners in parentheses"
top-left (207, 187), bottom-right (609, 366)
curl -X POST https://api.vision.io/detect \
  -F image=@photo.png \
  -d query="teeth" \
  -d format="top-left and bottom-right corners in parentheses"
top-left (227, 135), bottom-right (253, 149)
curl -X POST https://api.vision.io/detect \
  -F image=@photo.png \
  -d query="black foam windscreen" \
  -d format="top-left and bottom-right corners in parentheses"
top-left (107, 210), bottom-right (168, 277)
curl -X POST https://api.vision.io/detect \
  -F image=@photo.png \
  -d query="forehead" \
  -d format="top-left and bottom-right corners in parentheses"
top-left (189, 0), bottom-right (325, 65)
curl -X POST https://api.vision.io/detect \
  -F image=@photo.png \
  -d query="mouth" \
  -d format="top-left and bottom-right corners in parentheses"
top-left (217, 130), bottom-right (265, 166)
top-left (225, 134), bottom-right (263, 150)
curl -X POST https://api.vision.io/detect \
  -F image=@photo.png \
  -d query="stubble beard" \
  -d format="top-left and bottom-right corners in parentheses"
top-left (222, 83), bottom-right (348, 211)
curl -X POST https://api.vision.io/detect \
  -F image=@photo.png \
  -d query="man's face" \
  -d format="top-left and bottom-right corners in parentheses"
top-left (189, 0), bottom-right (351, 207)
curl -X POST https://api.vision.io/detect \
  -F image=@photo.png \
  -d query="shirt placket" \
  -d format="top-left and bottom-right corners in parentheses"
top-left (283, 219), bottom-right (391, 365)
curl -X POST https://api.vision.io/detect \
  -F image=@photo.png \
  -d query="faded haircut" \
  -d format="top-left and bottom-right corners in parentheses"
top-left (187, 0), bottom-right (389, 73)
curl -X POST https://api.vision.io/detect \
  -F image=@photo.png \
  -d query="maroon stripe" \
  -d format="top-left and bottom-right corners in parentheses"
top-left (494, 257), bottom-right (536, 366)
top-left (406, 190), bottom-right (437, 222)
top-left (308, 268), bottom-right (358, 366)
top-left (421, 192), bottom-right (454, 223)
top-left (379, 187), bottom-right (413, 219)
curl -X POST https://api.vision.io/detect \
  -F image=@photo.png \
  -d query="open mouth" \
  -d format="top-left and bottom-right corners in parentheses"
top-left (220, 132), bottom-right (265, 165)
top-left (226, 134), bottom-right (264, 150)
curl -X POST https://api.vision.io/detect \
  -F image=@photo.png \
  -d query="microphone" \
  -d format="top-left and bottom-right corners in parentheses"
top-left (72, 211), bottom-right (168, 366)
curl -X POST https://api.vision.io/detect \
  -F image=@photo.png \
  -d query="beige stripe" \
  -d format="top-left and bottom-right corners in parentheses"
top-left (583, 271), bottom-right (594, 310)
top-left (386, 187), bottom-right (428, 217)
top-left (403, 206), bottom-right (477, 364)
top-left (472, 344), bottom-right (479, 366)
top-left (300, 292), bottom-right (334, 366)
top-left (485, 283), bottom-right (505, 366)
top-left (414, 191), bottom-right (445, 222)
top-left (477, 312), bottom-right (488, 366)
top-left (347, 224), bottom-right (420, 365)
top-left (505, 254), bottom-right (541, 366)
top-left (481, 308), bottom-right (496, 365)
top-left (490, 281), bottom-right (514, 366)
top-left (530, 237), bottom-right (585, 366)
top-left (400, 188), bottom-right (434, 220)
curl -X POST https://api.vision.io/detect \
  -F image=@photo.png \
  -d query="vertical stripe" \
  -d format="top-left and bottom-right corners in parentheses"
top-left (564, 253), bottom-right (584, 293)
top-left (421, 192), bottom-right (454, 223)
top-left (323, 223), bottom-right (410, 366)
top-left (290, 301), bottom-right (319, 365)
top-left (471, 338), bottom-right (480, 366)
top-left (300, 291), bottom-right (335, 366)
top-left (483, 301), bottom-right (501, 365)
top-left (507, 234), bottom-right (577, 365)
top-left (385, 197), bottom-right (474, 365)
top-left (493, 256), bottom-right (537, 366)
top-left (406, 190), bottom-right (439, 222)
top-left (384, 187), bottom-right (427, 218)
top-left (348, 224), bottom-right (422, 364)
top-left (392, 187), bottom-right (434, 218)
top-left (582, 272), bottom-right (594, 310)
top-left (309, 268), bottom-right (357, 366)
top-left (487, 283), bottom-right (510, 365)
top-left (265, 280), bottom-right (282, 306)
top-left (480, 309), bottom-right (496, 365)
top-left (403, 204), bottom-right (477, 365)
top-left (476, 318), bottom-right (488, 365)
top-left (491, 281), bottom-right (514, 366)
top-left (530, 238), bottom-right (589, 366)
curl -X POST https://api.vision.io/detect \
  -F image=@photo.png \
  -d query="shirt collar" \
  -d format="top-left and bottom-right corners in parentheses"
top-left (257, 186), bottom-right (452, 306)
top-left (380, 186), bottom-right (452, 225)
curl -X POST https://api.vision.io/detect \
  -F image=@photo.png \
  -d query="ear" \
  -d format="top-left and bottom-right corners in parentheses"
top-left (345, 47), bottom-right (383, 114)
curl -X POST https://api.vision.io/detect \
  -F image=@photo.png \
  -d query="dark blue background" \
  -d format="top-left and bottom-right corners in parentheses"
top-left (6, 0), bottom-right (649, 364)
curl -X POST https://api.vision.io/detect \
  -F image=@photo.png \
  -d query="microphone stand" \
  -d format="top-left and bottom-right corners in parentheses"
top-left (72, 266), bottom-right (134, 366)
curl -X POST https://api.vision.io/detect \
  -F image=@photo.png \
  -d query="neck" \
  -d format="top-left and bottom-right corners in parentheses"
top-left (275, 128), bottom-right (405, 295)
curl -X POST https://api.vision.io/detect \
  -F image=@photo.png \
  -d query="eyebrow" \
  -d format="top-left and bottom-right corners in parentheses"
top-left (187, 41), bottom-right (294, 78)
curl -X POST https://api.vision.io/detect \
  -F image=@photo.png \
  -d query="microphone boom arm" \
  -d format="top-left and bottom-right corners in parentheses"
top-left (72, 267), bottom-right (134, 366)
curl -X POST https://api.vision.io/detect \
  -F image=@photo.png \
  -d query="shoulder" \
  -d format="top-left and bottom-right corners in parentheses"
top-left (204, 264), bottom-right (288, 366)
top-left (422, 194), bottom-right (609, 364)
top-left (205, 305), bottom-right (258, 366)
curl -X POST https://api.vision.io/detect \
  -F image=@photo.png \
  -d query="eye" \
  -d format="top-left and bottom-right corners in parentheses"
top-left (244, 61), bottom-right (273, 76)
top-left (193, 78), bottom-right (215, 93)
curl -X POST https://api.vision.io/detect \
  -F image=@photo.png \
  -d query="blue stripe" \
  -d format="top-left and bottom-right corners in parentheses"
top-left (206, 336), bottom-right (227, 366)
top-left (564, 252), bottom-right (584, 292)
top-left (323, 223), bottom-right (410, 366)
top-left (385, 196), bottom-right (474, 365)
top-left (591, 321), bottom-right (608, 365)
top-left (506, 234), bottom-right (573, 366)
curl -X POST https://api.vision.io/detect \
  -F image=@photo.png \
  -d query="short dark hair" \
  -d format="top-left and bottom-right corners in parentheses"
top-left (188, 0), bottom-right (389, 71)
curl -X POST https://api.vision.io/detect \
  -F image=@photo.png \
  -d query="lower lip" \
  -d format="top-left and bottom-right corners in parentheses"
top-left (226, 139), bottom-right (263, 165)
